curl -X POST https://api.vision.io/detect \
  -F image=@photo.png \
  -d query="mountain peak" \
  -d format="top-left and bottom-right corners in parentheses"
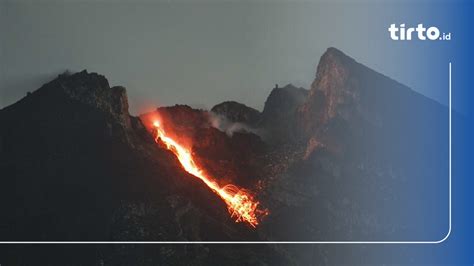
top-left (211, 101), bottom-right (261, 126)
top-left (297, 47), bottom-right (422, 139)
top-left (259, 83), bottom-right (308, 144)
top-left (262, 84), bottom-right (308, 119)
top-left (321, 47), bottom-right (353, 61)
top-left (302, 47), bottom-right (358, 124)
top-left (57, 69), bottom-right (110, 89)
top-left (35, 70), bottom-right (131, 128)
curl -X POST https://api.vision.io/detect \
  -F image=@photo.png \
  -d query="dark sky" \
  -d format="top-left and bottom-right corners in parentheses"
top-left (0, 0), bottom-right (451, 115)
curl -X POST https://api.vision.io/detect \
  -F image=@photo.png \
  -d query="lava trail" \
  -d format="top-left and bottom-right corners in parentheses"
top-left (152, 121), bottom-right (268, 228)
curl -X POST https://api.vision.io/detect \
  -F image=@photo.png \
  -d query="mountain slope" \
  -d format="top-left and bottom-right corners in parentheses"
top-left (261, 48), bottom-right (449, 242)
top-left (0, 47), bottom-right (450, 265)
top-left (0, 70), bottom-right (264, 242)
top-left (260, 84), bottom-right (308, 144)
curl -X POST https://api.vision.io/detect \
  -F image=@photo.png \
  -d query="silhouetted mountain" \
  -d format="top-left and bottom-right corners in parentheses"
top-left (260, 84), bottom-right (308, 144)
top-left (292, 48), bottom-right (449, 186)
top-left (0, 70), bottom-right (285, 264)
top-left (0, 47), bottom-right (450, 265)
top-left (261, 48), bottom-right (449, 242)
top-left (211, 101), bottom-right (261, 126)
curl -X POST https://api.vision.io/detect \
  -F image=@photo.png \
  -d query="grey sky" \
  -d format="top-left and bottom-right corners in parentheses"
top-left (1, 1), bottom-right (452, 114)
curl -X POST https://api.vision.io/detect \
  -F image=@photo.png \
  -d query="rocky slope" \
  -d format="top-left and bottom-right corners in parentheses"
top-left (260, 48), bottom-right (449, 242)
top-left (0, 47), bottom-right (450, 265)
top-left (0, 70), bottom-right (285, 264)
top-left (140, 105), bottom-right (266, 188)
top-left (259, 84), bottom-right (308, 144)
top-left (211, 101), bottom-right (261, 127)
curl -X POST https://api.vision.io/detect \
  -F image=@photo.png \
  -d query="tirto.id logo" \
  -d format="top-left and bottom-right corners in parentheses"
top-left (388, 23), bottom-right (451, 41)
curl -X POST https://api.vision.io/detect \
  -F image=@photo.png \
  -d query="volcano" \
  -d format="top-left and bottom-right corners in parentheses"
top-left (0, 47), bottom-right (449, 265)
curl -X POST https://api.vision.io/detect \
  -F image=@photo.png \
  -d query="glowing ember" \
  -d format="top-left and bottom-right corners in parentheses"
top-left (152, 120), bottom-right (268, 228)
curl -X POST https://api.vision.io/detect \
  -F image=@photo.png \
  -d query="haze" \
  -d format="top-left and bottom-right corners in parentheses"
top-left (0, 1), bottom-right (452, 114)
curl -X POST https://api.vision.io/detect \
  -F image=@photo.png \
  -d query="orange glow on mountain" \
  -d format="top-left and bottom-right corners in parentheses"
top-left (152, 120), bottom-right (268, 228)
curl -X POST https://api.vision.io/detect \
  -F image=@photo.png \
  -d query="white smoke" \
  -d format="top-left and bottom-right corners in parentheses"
top-left (208, 112), bottom-right (261, 137)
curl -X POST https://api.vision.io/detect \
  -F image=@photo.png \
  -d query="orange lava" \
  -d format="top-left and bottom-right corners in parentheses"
top-left (152, 121), bottom-right (268, 228)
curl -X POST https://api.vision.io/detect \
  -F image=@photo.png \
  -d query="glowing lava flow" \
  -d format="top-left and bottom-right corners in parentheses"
top-left (152, 121), bottom-right (267, 228)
